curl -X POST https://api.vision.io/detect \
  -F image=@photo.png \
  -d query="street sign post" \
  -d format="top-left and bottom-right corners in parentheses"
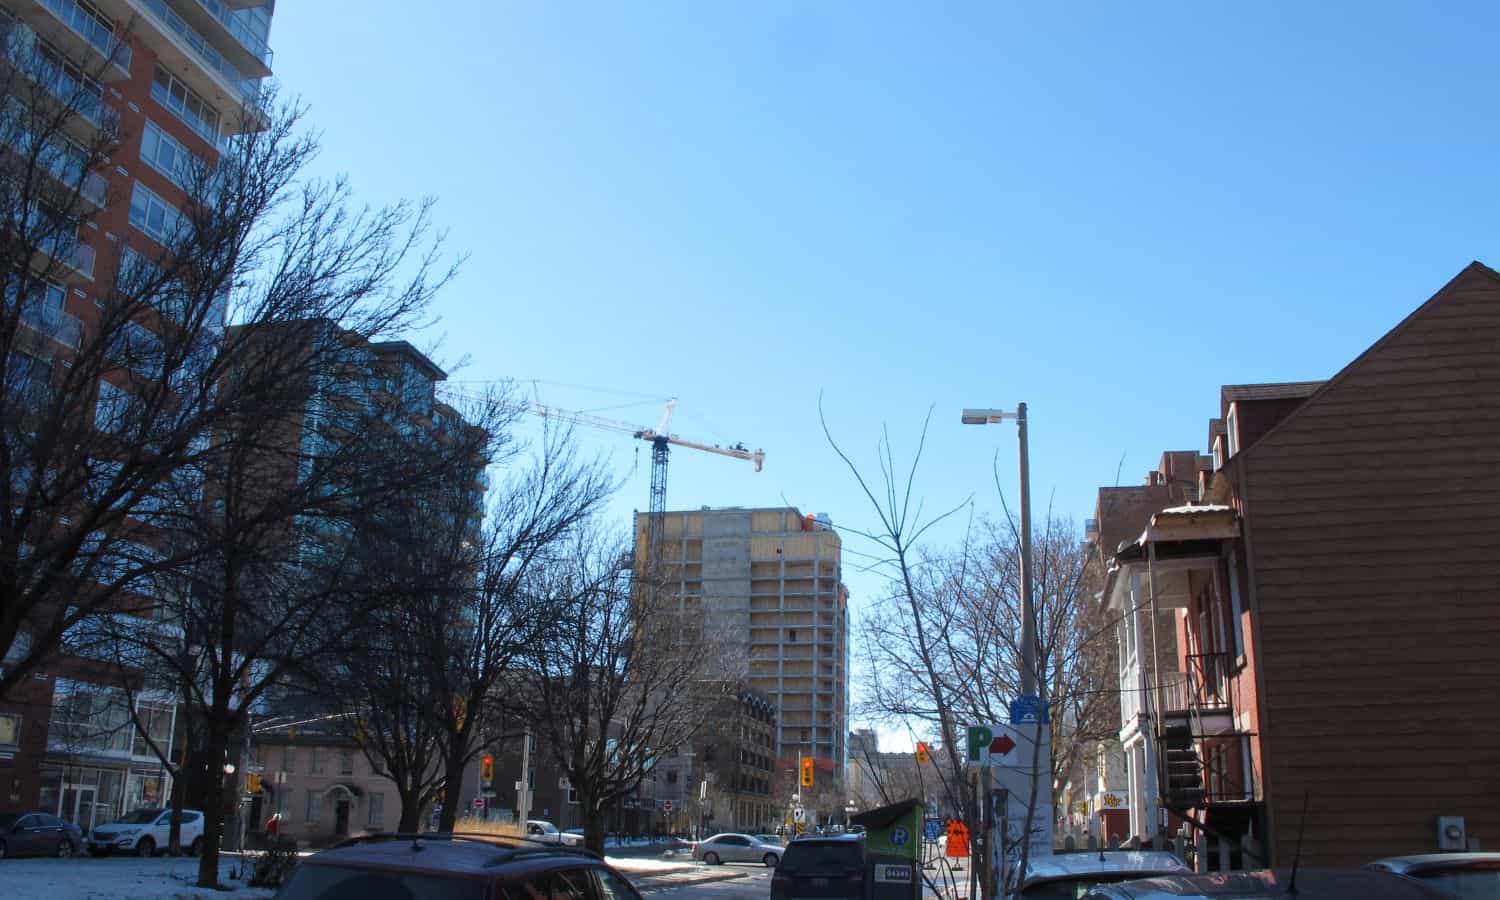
top-left (663, 800), bottom-right (673, 813)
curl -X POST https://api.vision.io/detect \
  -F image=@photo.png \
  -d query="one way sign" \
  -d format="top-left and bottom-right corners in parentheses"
top-left (966, 724), bottom-right (1033, 766)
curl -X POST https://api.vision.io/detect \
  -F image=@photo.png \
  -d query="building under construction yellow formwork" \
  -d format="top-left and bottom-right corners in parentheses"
top-left (634, 507), bottom-right (849, 771)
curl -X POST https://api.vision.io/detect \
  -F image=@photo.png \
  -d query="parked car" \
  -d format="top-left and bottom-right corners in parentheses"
top-left (561, 827), bottom-right (586, 847)
top-left (523, 819), bottom-right (567, 845)
top-left (770, 834), bottom-right (866, 900)
top-left (272, 833), bottom-right (643, 900)
top-left (1011, 850), bottom-right (1190, 898)
top-left (692, 832), bottom-right (784, 866)
top-left (88, 807), bottom-right (205, 857)
top-left (0, 812), bottom-right (83, 859)
top-left (755, 833), bottom-right (786, 847)
top-left (1079, 868), bottom-right (1449, 899)
top-left (1366, 853), bottom-right (1500, 898)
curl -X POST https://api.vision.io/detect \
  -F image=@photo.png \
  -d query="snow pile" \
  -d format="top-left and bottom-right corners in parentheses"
top-left (0, 855), bottom-right (273, 900)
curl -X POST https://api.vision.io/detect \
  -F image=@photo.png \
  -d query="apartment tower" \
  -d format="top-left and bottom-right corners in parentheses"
top-left (0, 0), bottom-right (274, 827)
top-left (638, 507), bottom-right (849, 785)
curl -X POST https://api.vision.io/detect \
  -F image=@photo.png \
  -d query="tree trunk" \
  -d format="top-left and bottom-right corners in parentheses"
top-left (582, 789), bottom-right (606, 856)
top-left (167, 764), bottom-right (185, 854)
top-left (397, 786), bottom-right (424, 833)
top-left (196, 727), bottom-right (229, 888)
top-left (438, 739), bottom-right (468, 832)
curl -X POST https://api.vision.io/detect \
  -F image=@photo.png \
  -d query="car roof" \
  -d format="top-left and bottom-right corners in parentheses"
top-left (1023, 850), bottom-right (1190, 884)
top-left (1367, 852), bottom-right (1500, 873)
top-left (301, 834), bottom-right (602, 879)
top-left (787, 834), bottom-right (865, 846)
top-left (1085, 868), bottom-right (1448, 899)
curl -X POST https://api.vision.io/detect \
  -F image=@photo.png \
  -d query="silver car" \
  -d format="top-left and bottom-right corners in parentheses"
top-left (693, 832), bottom-right (783, 867)
top-left (1366, 853), bottom-right (1500, 898)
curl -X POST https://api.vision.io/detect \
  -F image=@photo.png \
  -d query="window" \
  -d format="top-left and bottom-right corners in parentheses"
top-left (0, 712), bottom-right (18, 746)
top-left (1225, 552), bottom-right (1246, 660)
top-left (800, 728), bottom-right (809, 742)
top-left (130, 701), bottom-right (173, 758)
top-left (339, 749), bottom-right (354, 775)
top-left (310, 747), bottom-right (324, 774)
top-left (367, 792), bottom-right (384, 828)
top-left (593, 868), bottom-right (637, 900)
top-left (140, 119), bottom-right (205, 193)
top-left (150, 66), bottom-right (220, 145)
top-left (7, 350), bottom-right (51, 408)
top-left (703, 744), bottom-right (715, 762)
top-left (48, 678), bottom-right (131, 755)
top-left (93, 379), bottom-right (135, 432)
top-left (1226, 404), bottom-right (1240, 457)
top-left (305, 789), bottom-right (320, 824)
top-left (666, 770), bottom-right (678, 785)
top-left (128, 181), bottom-right (185, 244)
top-left (788, 629), bottom-right (797, 642)
top-left (283, 745), bottom-right (296, 773)
top-left (109, 320), bottom-right (165, 379)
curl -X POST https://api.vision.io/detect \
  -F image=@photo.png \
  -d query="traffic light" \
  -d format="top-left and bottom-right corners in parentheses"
top-left (915, 742), bottom-right (931, 766)
top-left (800, 756), bottom-right (815, 788)
top-left (480, 754), bottom-right (494, 787)
top-left (246, 772), bottom-right (262, 794)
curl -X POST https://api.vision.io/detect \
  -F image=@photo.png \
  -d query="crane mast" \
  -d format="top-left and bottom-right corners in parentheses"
top-left (522, 400), bottom-right (764, 576)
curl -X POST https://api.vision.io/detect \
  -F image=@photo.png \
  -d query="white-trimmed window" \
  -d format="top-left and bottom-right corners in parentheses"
top-left (1226, 552), bottom-right (1246, 660)
top-left (305, 789), bottom-right (319, 824)
top-left (367, 792), bottom-right (384, 828)
top-left (128, 181), bottom-right (185, 244)
top-left (150, 66), bottom-right (220, 146)
top-left (140, 119), bottom-right (201, 191)
top-left (94, 379), bottom-right (134, 432)
top-left (1226, 404), bottom-right (1240, 457)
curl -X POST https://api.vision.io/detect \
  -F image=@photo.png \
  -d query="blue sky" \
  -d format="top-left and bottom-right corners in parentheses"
top-left (272, 2), bottom-right (1497, 743)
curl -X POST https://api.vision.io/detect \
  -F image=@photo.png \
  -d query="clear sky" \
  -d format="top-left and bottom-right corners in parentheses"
top-left (271, 2), bottom-right (1497, 745)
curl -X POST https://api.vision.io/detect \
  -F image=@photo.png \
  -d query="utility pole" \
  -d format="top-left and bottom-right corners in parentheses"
top-left (518, 730), bottom-right (532, 826)
top-left (1016, 402), bottom-right (1036, 697)
top-left (961, 404), bottom-right (1037, 695)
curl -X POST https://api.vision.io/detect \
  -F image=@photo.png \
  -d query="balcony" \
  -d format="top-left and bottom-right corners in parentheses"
top-left (92, 0), bottom-right (269, 132)
top-left (1, 23), bottom-right (122, 139)
top-left (1156, 653), bottom-right (1236, 736)
top-left (3, 108), bottom-right (108, 210)
top-left (18, 301), bottom-right (82, 348)
top-left (171, 0), bottom-right (273, 74)
top-left (36, 228), bottom-right (96, 280)
top-left (14, 0), bottom-right (132, 80)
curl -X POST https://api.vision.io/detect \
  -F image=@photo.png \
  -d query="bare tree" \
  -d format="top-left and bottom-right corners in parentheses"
top-left (518, 530), bottom-right (732, 855)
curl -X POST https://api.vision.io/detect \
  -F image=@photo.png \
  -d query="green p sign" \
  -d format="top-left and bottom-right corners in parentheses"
top-left (967, 725), bottom-right (993, 763)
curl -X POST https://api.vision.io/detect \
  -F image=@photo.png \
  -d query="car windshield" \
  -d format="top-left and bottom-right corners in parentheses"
top-left (780, 843), bottom-right (862, 873)
top-left (1409, 867), bottom-right (1500, 899)
top-left (116, 809), bottom-right (163, 824)
top-left (276, 864), bottom-right (487, 900)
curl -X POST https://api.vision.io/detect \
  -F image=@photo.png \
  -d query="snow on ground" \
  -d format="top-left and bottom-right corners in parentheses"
top-left (0, 854), bottom-right (273, 900)
top-left (605, 856), bottom-right (700, 873)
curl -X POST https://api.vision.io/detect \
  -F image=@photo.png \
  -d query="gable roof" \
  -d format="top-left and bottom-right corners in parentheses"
top-left (1237, 260), bottom-right (1500, 461)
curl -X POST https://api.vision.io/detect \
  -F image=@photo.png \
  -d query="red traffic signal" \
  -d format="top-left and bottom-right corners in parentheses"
top-left (480, 754), bottom-right (494, 784)
top-left (800, 757), bottom-right (815, 788)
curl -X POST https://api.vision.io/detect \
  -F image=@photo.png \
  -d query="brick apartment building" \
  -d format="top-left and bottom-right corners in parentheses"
top-left (1096, 261), bottom-right (1500, 867)
top-left (0, 0), bottom-right (274, 830)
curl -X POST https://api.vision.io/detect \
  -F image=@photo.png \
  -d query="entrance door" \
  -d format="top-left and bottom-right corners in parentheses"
top-left (59, 786), bottom-right (98, 833)
top-left (335, 799), bottom-right (350, 836)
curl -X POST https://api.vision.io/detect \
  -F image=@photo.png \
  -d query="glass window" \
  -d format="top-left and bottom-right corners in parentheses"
top-left (366, 792), bottom-right (383, 828)
top-left (310, 747), bottom-right (323, 774)
top-left (139, 119), bottom-right (203, 192)
top-left (129, 181), bottom-right (185, 244)
top-left (340, 749), bottom-right (354, 775)
top-left (304, 790), bottom-right (319, 824)
top-left (283, 746), bottom-right (295, 773)
top-left (593, 868), bottom-right (641, 900)
top-left (0, 713), bottom-right (18, 745)
top-left (150, 67), bottom-right (220, 145)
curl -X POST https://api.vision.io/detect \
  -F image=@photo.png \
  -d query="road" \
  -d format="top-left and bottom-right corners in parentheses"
top-left (640, 865), bottom-right (771, 900)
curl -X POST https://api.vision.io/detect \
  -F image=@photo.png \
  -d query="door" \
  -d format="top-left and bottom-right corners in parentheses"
top-left (59, 786), bottom-right (97, 833)
top-left (334, 799), bottom-right (350, 836)
top-left (723, 835), bottom-right (752, 862)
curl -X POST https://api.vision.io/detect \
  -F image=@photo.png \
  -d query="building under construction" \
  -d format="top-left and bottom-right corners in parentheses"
top-left (635, 507), bottom-right (849, 778)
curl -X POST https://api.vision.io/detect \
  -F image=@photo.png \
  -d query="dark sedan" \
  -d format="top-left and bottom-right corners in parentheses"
top-left (0, 812), bottom-right (84, 859)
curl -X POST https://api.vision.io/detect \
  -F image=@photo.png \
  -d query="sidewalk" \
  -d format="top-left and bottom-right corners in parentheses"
top-left (0, 854), bottom-right (272, 899)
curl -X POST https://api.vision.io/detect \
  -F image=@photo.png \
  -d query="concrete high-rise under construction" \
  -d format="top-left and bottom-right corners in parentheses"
top-left (637, 507), bottom-right (849, 775)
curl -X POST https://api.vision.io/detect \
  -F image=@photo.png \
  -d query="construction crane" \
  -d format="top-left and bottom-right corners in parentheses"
top-left (524, 399), bottom-right (765, 573)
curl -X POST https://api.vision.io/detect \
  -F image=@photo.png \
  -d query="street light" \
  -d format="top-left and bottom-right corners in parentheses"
top-left (960, 404), bottom-right (1037, 698)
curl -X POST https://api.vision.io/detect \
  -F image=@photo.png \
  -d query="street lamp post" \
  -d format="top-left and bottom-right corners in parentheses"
top-left (959, 404), bottom-right (1036, 697)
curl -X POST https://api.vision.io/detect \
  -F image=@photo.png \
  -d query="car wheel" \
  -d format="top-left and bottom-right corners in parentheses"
top-left (136, 836), bottom-right (156, 857)
top-left (189, 837), bottom-right (203, 857)
top-left (57, 840), bottom-right (74, 858)
top-left (763, 853), bottom-right (779, 867)
top-left (703, 851), bottom-right (720, 865)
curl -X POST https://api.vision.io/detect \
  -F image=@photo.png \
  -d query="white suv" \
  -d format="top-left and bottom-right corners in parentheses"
top-left (89, 808), bottom-right (205, 856)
